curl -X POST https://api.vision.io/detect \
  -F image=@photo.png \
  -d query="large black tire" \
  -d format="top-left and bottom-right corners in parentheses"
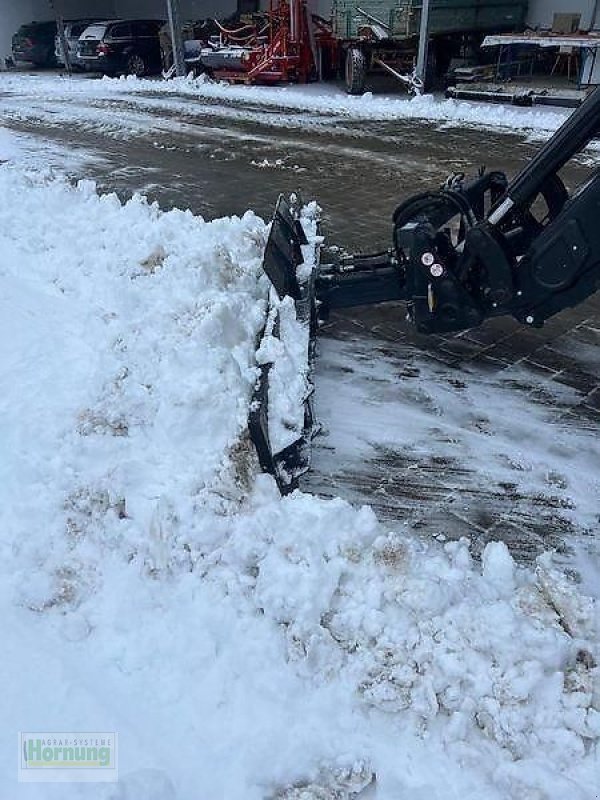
top-left (345, 47), bottom-right (366, 95)
top-left (126, 53), bottom-right (146, 78)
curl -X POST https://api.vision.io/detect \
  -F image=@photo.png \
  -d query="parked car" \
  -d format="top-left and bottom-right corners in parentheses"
top-left (77, 19), bottom-right (165, 77)
top-left (55, 20), bottom-right (107, 70)
top-left (12, 21), bottom-right (57, 68)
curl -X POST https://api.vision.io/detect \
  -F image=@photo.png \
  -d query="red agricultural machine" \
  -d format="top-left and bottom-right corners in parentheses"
top-left (196, 1), bottom-right (530, 94)
top-left (198, 0), bottom-right (336, 85)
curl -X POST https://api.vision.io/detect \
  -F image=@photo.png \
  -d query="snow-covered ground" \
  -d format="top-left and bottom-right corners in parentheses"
top-left (0, 123), bottom-right (598, 799)
top-left (0, 72), bottom-right (575, 139)
top-left (0, 125), bottom-right (108, 174)
top-left (306, 333), bottom-right (600, 549)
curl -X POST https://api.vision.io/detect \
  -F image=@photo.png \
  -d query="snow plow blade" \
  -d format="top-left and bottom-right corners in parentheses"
top-left (249, 195), bottom-right (319, 494)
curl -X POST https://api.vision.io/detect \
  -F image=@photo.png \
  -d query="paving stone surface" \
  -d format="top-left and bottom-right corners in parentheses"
top-left (305, 302), bottom-right (599, 561)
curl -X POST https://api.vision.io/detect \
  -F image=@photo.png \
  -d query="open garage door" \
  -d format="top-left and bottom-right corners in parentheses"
top-left (0, 0), bottom-right (117, 66)
top-left (0, 1), bottom-right (332, 70)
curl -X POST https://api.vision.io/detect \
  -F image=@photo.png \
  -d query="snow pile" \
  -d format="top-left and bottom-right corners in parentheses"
top-left (0, 72), bottom-right (572, 136)
top-left (0, 164), bottom-right (270, 605)
top-left (228, 490), bottom-right (599, 796)
top-left (0, 161), bottom-right (598, 799)
top-left (153, 75), bottom-right (571, 134)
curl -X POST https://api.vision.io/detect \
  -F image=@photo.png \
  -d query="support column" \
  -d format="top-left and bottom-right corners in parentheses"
top-left (49, 0), bottom-right (71, 74)
top-left (415, 0), bottom-right (431, 89)
top-left (166, 0), bottom-right (186, 77)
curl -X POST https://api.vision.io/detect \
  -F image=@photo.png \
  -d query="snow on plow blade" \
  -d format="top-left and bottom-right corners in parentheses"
top-left (249, 195), bottom-right (319, 494)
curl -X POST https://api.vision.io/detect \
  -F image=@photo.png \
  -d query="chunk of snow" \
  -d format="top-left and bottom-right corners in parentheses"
top-left (482, 541), bottom-right (516, 595)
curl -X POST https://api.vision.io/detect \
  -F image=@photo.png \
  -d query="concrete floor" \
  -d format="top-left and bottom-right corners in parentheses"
top-left (1, 77), bottom-right (598, 563)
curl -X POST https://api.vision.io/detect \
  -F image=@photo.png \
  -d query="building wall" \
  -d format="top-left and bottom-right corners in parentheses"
top-left (114, 0), bottom-right (237, 19)
top-left (300, 0), bottom-right (333, 17)
top-left (115, 1), bottom-right (333, 21)
top-left (526, 0), bottom-right (597, 30)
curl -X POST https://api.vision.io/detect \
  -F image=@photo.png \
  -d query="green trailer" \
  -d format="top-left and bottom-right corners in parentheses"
top-left (331, 0), bottom-right (528, 93)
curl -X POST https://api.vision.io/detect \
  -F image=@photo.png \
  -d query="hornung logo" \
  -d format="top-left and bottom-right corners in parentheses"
top-left (18, 733), bottom-right (118, 783)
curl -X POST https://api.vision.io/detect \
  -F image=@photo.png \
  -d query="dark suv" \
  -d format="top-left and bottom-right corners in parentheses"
top-left (77, 19), bottom-right (164, 77)
top-left (12, 21), bottom-right (57, 67)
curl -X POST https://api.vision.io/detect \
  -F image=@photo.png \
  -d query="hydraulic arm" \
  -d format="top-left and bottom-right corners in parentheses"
top-left (316, 86), bottom-right (600, 335)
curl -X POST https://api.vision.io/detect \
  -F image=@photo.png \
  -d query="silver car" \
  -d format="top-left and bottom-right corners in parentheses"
top-left (55, 20), bottom-right (108, 69)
